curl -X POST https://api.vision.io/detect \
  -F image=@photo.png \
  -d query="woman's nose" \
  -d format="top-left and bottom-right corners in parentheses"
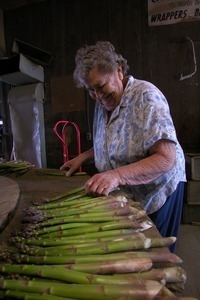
top-left (95, 89), bottom-right (104, 100)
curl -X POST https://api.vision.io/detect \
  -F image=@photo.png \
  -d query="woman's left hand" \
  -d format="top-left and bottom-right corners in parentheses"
top-left (85, 170), bottom-right (120, 196)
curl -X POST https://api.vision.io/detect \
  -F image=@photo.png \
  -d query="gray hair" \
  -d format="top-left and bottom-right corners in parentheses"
top-left (73, 41), bottom-right (129, 87)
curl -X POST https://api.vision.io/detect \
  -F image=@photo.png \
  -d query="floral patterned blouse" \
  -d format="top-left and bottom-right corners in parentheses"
top-left (93, 75), bottom-right (186, 214)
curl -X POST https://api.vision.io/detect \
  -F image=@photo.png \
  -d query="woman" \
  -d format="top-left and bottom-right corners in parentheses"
top-left (60, 41), bottom-right (186, 252)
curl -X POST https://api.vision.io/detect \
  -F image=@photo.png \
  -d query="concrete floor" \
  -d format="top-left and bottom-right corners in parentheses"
top-left (175, 224), bottom-right (200, 299)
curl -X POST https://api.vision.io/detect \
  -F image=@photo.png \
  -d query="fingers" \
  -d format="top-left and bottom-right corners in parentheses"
top-left (60, 163), bottom-right (74, 177)
top-left (65, 169), bottom-right (73, 177)
top-left (85, 174), bottom-right (114, 196)
top-left (86, 181), bottom-right (110, 196)
top-left (60, 162), bottom-right (69, 171)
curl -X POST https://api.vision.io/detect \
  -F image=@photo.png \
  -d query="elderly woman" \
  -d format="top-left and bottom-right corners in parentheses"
top-left (60, 41), bottom-right (186, 252)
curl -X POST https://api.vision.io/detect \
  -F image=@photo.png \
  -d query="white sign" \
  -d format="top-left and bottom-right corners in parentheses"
top-left (148, 0), bottom-right (200, 26)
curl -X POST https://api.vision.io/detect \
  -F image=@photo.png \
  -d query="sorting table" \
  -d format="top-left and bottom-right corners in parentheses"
top-left (0, 169), bottom-right (188, 298)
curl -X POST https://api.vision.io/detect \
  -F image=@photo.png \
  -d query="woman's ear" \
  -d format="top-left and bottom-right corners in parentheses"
top-left (118, 67), bottom-right (124, 81)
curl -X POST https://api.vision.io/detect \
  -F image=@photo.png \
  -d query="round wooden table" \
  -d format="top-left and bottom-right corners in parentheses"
top-left (0, 176), bottom-right (20, 231)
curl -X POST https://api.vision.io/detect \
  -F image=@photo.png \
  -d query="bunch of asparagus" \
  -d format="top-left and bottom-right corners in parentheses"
top-left (0, 186), bottom-right (196, 300)
top-left (0, 160), bottom-right (34, 176)
top-left (0, 159), bottom-right (85, 178)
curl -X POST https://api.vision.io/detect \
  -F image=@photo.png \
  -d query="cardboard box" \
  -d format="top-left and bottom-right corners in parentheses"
top-left (185, 153), bottom-right (200, 180)
top-left (182, 203), bottom-right (200, 224)
top-left (185, 180), bottom-right (200, 205)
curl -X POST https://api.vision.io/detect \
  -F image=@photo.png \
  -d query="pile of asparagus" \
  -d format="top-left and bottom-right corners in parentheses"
top-left (0, 160), bottom-right (34, 176)
top-left (0, 159), bottom-right (83, 177)
top-left (0, 186), bottom-right (197, 300)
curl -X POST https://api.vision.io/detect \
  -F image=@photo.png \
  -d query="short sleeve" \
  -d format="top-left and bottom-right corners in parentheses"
top-left (142, 89), bottom-right (177, 151)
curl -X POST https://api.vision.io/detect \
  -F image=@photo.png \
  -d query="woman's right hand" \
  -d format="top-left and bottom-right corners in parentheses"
top-left (60, 156), bottom-right (83, 177)
top-left (60, 148), bottom-right (94, 177)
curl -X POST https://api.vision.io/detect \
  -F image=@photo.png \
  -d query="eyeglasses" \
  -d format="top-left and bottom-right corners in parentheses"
top-left (86, 83), bottom-right (107, 97)
top-left (86, 75), bottom-right (112, 99)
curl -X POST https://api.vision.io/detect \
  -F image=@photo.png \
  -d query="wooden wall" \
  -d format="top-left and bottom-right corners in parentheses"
top-left (2, 0), bottom-right (200, 168)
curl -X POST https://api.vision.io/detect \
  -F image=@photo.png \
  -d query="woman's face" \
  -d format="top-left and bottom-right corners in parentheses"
top-left (85, 66), bottom-right (124, 112)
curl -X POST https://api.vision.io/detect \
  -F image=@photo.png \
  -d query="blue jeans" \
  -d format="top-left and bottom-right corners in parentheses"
top-left (148, 182), bottom-right (185, 253)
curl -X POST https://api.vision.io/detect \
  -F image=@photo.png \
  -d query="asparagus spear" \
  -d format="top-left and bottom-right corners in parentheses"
top-left (41, 185), bottom-right (85, 202)
top-left (0, 257), bottom-right (153, 277)
top-left (19, 233), bottom-right (146, 250)
top-left (11, 237), bottom-right (176, 264)
top-left (51, 257), bottom-right (153, 274)
top-left (2, 289), bottom-right (71, 300)
top-left (29, 210), bottom-right (144, 236)
top-left (113, 266), bottom-right (187, 283)
top-left (0, 263), bottom-right (161, 285)
top-left (20, 219), bottom-right (147, 239)
top-left (31, 199), bottom-right (135, 223)
top-left (38, 194), bottom-right (126, 210)
top-left (0, 279), bottom-right (164, 300)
